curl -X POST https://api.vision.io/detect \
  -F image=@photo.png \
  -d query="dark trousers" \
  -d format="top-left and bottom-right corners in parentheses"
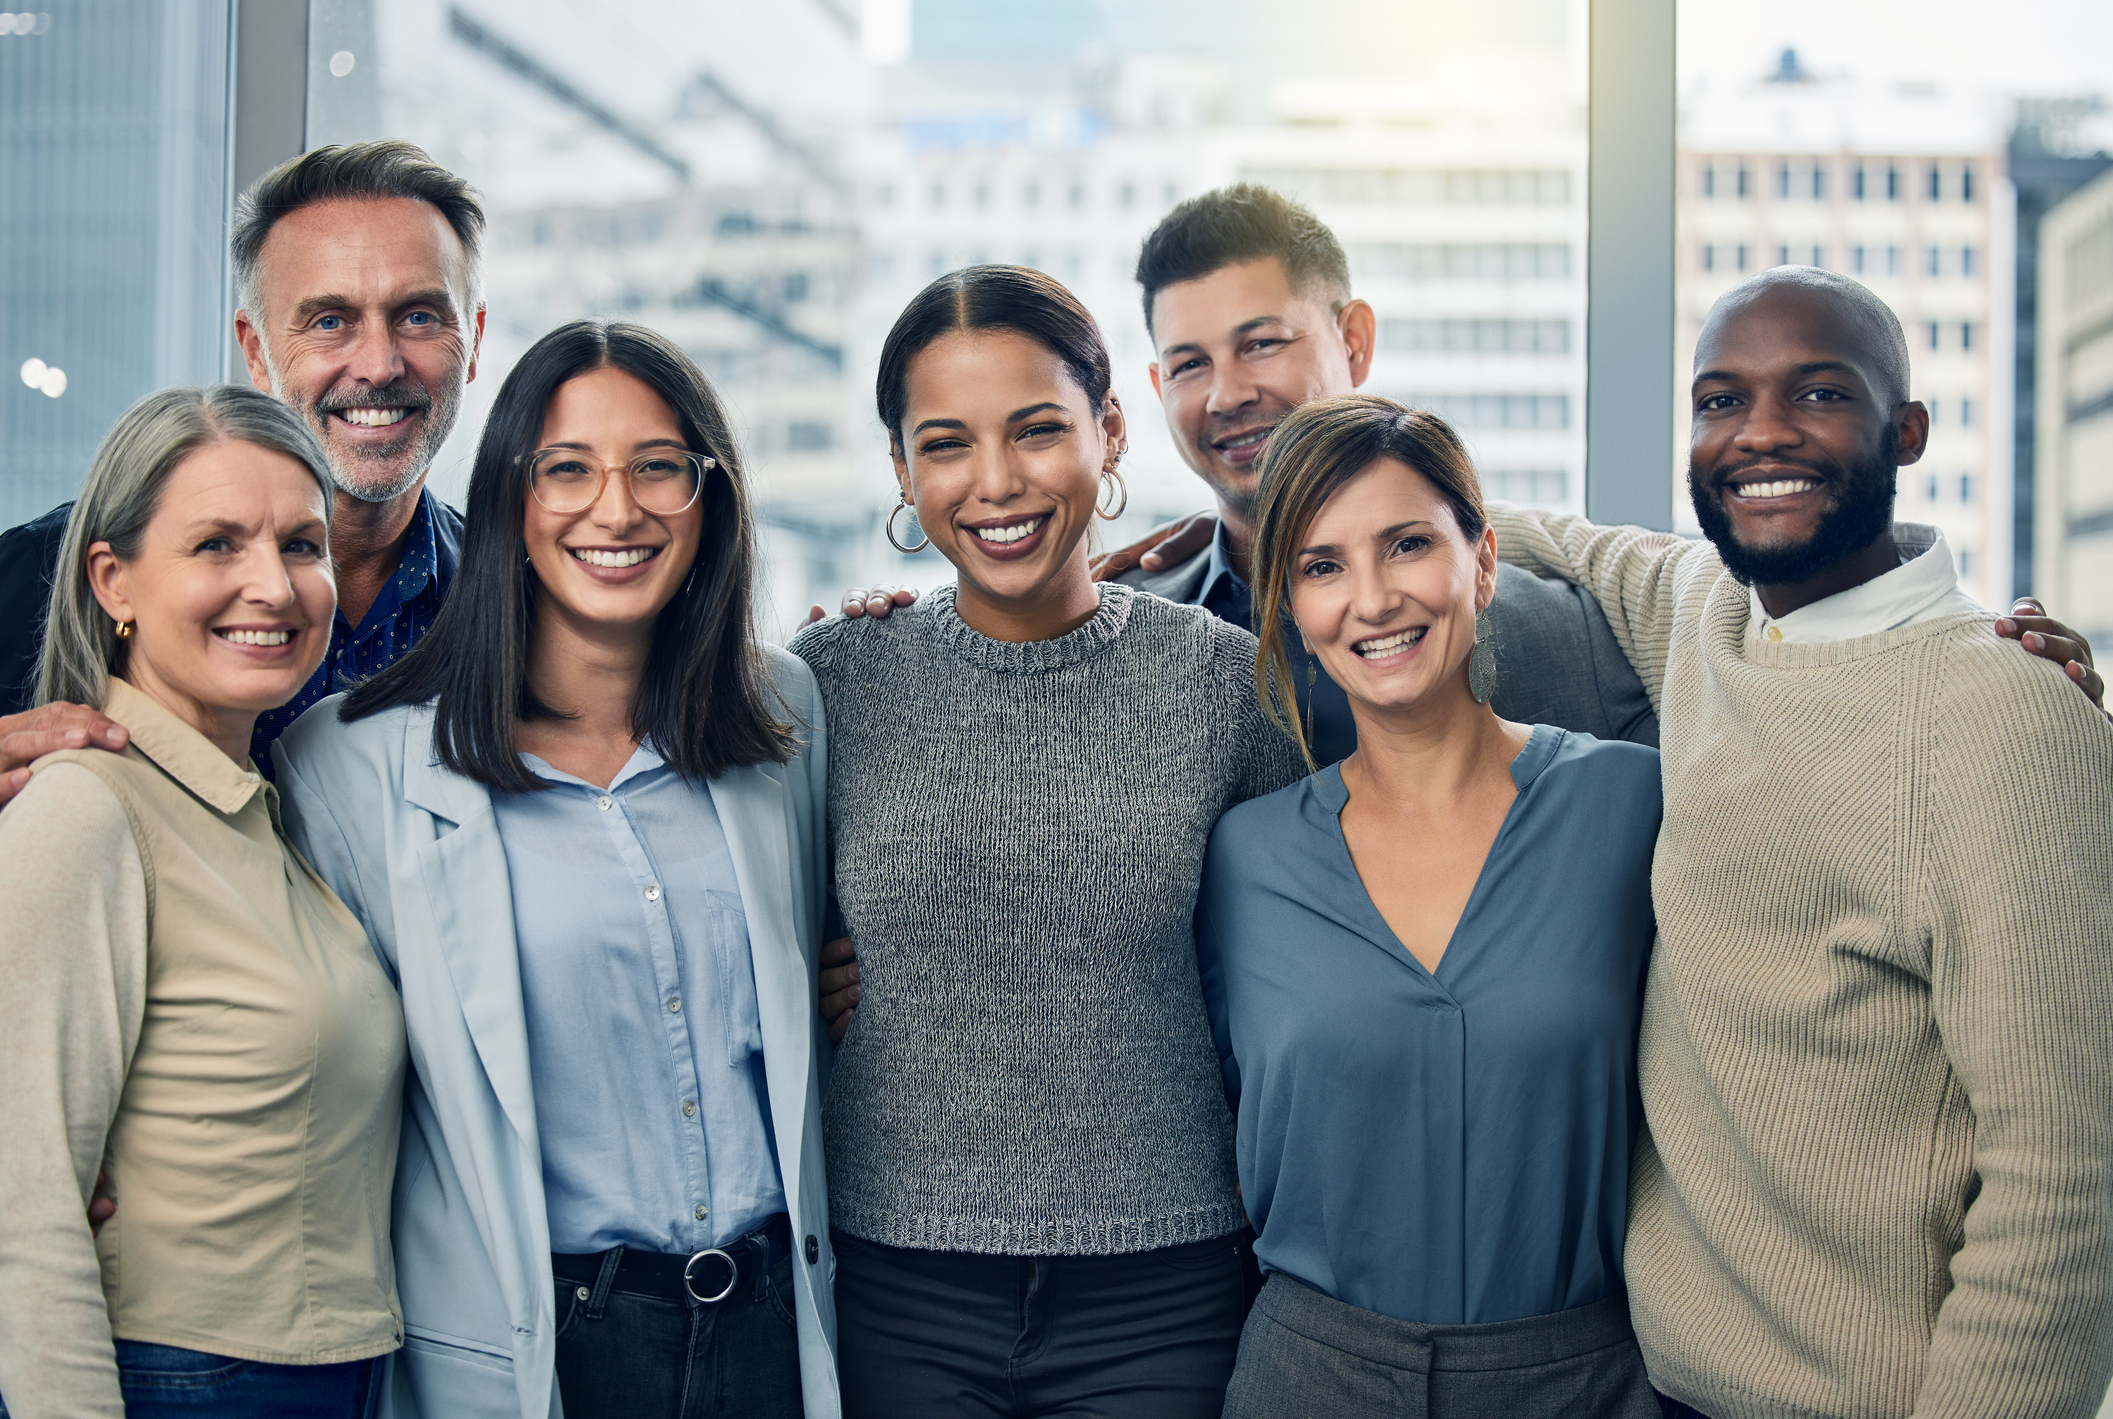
top-left (1656, 1396), bottom-right (1713, 1419)
top-left (551, 1246), bottom-right (803, 1419)
top-left (0, 1341), bottom-right (383, 1419)
top-left (832, 1227), bottom-right (1247, 1419)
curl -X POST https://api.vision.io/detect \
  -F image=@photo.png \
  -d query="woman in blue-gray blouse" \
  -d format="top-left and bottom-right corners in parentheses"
top-left (1196, 395), bottom-right (1662, 1419)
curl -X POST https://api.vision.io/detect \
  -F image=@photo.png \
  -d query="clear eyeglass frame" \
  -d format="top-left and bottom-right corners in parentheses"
top-left (525, 447), bottom-right (715, 516)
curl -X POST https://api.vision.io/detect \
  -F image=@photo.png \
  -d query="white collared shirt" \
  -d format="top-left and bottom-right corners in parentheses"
top-left (1748, 525), bottom-right (1984, 645)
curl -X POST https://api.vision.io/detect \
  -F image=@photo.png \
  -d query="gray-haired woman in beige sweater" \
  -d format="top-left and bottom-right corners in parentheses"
top-left (0, 387), bottom-right (404, 1419)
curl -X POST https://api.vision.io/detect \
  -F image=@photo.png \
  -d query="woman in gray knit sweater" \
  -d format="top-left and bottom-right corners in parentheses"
top-left (789, 266), bottom-right (1302, 1417)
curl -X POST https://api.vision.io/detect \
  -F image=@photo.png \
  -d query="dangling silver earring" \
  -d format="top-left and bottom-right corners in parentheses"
top-left (1096, 465), bottom-right (1128, 520)
top-left (1468, 606), bottom-right (1497, 704)
top-left (885, 496), bottom-right (929, 554)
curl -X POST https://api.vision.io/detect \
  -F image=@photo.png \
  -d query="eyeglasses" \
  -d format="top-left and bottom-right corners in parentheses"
top-left (526, 447), bottom-right (715, 516)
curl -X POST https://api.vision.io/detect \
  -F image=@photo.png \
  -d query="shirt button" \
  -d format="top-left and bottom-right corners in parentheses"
top-left (645, 884), bottom-right (661, 902)
top-left (667, 996), bottom-right (682, 1013)
top-left (597, 795), bottom-right (612, 810)
top-left (694, 1205), bottom-right (709, 1221)
top-left (681, 1100), bottom-right (697, 1117)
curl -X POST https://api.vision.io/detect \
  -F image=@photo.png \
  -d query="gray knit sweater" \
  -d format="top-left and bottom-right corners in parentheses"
top-left (790, 582), bottom-right (1303, 1255)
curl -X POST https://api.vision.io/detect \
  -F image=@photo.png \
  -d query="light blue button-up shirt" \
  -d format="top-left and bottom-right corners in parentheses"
top-left (491, 743), bottom-right (785, 1254)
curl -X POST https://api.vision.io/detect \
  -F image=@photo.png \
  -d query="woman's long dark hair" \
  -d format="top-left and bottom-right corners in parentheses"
top-left (343, 319), bottom-right (795, 791)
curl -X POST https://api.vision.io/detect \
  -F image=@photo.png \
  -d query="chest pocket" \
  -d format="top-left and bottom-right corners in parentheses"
top-left (703, 889), bottom-right (763, 1066)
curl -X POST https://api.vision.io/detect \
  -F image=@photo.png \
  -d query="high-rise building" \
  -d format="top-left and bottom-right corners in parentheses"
top-left (2031, 164), bottom-right (2113, 649)
top-left (1677, 54), bottom-right (2012, 605)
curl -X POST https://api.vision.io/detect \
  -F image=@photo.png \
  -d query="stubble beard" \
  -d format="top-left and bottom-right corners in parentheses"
top-left (1688, 427), bottom-right (1898, 587)
top-left (263, 342), bottom-right (463, 506)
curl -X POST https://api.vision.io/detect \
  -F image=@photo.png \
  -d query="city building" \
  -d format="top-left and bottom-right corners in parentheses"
top-left (1677, 53), bottom-right (2012, 605)
top-left (2032, 164), bottom-right (2113, 649)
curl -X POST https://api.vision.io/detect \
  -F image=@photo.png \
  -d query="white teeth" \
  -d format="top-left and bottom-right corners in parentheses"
top-left (572, 547), bottom-right (655, 568)
top-left (972, 516), bottom-right (1047, 544)
top-left (219, 629), bottom-right (291, 646)
top-left (1734, 478), bottom-right (1818, 499)
top-left (1218, 430), bottom-right (1268, 450)
top-left (1354, 627), bottom-right (1426, 659)
top-left (339, 407), bottom-right (409, 427)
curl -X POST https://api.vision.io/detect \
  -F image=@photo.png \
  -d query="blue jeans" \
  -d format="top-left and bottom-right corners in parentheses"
top-left (0, 1341), bottom-right (384, 1419)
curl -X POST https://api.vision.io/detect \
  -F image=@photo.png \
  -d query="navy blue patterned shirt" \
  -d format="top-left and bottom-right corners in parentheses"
top-left (248, 489), bottom-right (461, 774)
top-left (1194, 522), bottom-right (1357, 768)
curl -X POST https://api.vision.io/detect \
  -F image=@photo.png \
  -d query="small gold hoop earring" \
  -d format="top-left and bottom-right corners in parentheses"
top-left (1096, 467), bottom-right (1128, 521)
top-left (113, 620), bottom-right (133, 640)
top-left (885, 496), bottom-right (930, 554)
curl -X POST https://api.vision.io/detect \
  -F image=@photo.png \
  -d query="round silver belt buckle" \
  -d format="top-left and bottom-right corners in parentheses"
top-left (683, 1247), bottom-right (739, 1304)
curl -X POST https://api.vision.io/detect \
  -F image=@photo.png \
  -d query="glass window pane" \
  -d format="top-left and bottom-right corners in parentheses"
top-left (1, 1), bottom-right (233, 526)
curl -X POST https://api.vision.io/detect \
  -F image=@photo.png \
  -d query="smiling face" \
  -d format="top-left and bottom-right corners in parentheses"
top-left (1287, 457), bottom-right (1495, 720)
top-left (236, 196), bottom-right (485, 505)
top-left (1688, 284), bottom-right (1924, 585)
top-left (1148, 258), bottom-right (1372, 524)
top-left (895, 328), bottom-right (1123, 625)
top-left (523, 365), bottom-right (704, 645)
top-left (86, 440), bottom-right (335, 760)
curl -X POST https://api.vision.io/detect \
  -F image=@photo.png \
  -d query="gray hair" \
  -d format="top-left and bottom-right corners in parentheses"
top-left (230, 140), bottom-right (486, 323)
top-left (1703, 266), bottom-right (1912, 408)
top-left (38, 386), bottom-right (334, 709)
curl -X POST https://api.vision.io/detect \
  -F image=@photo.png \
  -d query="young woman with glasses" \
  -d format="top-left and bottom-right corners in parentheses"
top-left (271, 320), bottom-right (839, 1419)
top-left (789, 266), bottom-right (1304, 1418)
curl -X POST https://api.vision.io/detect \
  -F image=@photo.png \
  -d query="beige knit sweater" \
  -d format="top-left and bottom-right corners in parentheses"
top-left (1489, 505), bottom-right (2113, 1419)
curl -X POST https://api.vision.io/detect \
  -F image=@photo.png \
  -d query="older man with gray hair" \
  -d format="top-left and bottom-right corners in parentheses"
top-left (0, 139), bottom-right (487, 794)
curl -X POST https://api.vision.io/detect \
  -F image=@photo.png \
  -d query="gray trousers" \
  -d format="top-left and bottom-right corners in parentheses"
top-left (1221, 1275), bottom-right (1657, 1419)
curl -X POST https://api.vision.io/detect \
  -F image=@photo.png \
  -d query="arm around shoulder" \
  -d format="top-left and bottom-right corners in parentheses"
top-left (0, 762), bottom-right (147, 1419)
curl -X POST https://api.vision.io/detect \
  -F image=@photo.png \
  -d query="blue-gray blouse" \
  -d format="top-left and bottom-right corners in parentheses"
top-left (491, 744), bottom-right (785, 1255)
top-left (1196, 725), bottom-right (1660, 1326)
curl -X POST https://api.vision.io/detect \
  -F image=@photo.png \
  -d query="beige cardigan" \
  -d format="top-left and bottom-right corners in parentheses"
top-left (0, 680), bottom-right (405, 1419)
top-left (1490, 505), bottom-right (2113, 1419)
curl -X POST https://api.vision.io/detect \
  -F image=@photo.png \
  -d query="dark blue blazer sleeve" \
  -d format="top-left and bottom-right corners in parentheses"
top-left (0, 504), bottom-right (74, 716)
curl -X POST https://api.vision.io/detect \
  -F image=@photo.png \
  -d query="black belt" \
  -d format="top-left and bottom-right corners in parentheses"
top-left (554, 1213), bottom-right (791, 1306)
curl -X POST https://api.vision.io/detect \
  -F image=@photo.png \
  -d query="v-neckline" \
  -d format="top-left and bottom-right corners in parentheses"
top-left (1321, 725), bottom-right (1560, 991)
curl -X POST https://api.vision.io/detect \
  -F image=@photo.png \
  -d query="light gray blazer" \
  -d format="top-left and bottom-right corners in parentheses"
top-left (273, 646), bottom-right (838, 1419)
top-left (1119, 553), bottom-right (1660, 746)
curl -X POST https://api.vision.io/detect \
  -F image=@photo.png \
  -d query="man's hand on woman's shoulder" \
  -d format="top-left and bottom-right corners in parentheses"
top-left (804, 585), bottom-right (921, 627)
top-left (0, 702), bottom-right (128, 806)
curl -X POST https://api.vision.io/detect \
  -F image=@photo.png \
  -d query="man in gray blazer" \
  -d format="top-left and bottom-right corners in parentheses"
top-left (1106, 184), bottom-right (1657, 760)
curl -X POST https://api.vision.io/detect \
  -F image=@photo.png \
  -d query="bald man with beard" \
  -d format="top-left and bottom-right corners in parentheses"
top-left (1488, 267), bottom-right (2113, 1419)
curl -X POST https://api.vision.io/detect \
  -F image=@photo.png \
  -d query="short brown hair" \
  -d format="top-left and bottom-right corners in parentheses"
top-left (230, 140), bottom-right (486, 318)
top-left (1249, 394), bottom-right (1486, 767)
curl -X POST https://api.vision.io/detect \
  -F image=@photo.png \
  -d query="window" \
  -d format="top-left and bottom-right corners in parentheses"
top-left (1960, 473), bottom-right (1974, 502)
top-left (1929, 399), bottom-right (1940, 423)
top-left (1960, 321), bottom-right (1974, 351)
top-left (1854, 166), bottom-right (1866, 200)
top-left (1928, 166), bottom-right (1942, 201)
top-left (1777, 244), bottom-right (1791, 266)
top-left (1702, 243), bottom-right (1715, 272)
top-left (1736, 244), bottom-right (1750, 271)
top-left (1852, 245), bottom-right (1866, 274)
top-left (1961, 246), bottom-right (1976, 277)
top-left (1887, 245), bottom-right (1901, 275)
top-left (1927, 245), bottom-right (1942, 277)
top-left (1810, 245), bottom-right (1825, 268)
top-left (1777, 161), bottom-right (1791, 198)
top-left (1927, 474), bottom-right (1942, 502)
top-left (1958, 548), bottom-right (1973, 578)
top-left (1380, 318), bottom-right (1572, 354)
top-left (786, 421), bottom-right (833, 452)
top-left (1811, 165), bottom-right (1825, 200)
top-left (1928, 321), bottom-right (1942, 350)
top-left (1737, 163), bottom-right (1750, 198)
top-left (1702, 164), bottom-right (1714, 198)
top-left (1960, 398), bottom-right (1973, 427)
top-left (1887, 164), bottom-right (1900, 200)
top-left (1961, 166), bottom-right (1975, 202)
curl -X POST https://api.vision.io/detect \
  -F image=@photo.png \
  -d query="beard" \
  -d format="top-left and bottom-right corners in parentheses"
top-left (1193, 398), bottom-right (1299, 522)
top-left (1689, 427), bottom-right (1898, 587)
top-left (275, 366), bottom-right (462, 506)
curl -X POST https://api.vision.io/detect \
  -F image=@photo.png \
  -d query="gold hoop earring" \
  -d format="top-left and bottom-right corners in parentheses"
top-left (1096, 467), bottom-right (1128, 520)
top-left (113, 620), bottom-right (133, 640)
top-left (885, 496), bottom-right (930, 554)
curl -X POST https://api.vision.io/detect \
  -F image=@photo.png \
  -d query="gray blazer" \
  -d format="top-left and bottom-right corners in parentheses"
top-left (1119, 552), bottom-right (1659, 747)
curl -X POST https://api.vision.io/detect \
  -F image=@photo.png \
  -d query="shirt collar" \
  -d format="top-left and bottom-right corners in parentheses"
top-left (518, 740), bottom-right (668, 793)
top-left (1199, 521), bottom-right (1248, 605)
top-left (101, 676), bottom-right (267, 816)
top-left (1748, 524), bottom-right (1982, 645)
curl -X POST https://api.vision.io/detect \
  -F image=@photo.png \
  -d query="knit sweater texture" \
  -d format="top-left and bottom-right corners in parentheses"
top-left (1490, 505), bottom-right (2113, 1419)
top-left (790, 582), bottom-right (1303, 1256)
